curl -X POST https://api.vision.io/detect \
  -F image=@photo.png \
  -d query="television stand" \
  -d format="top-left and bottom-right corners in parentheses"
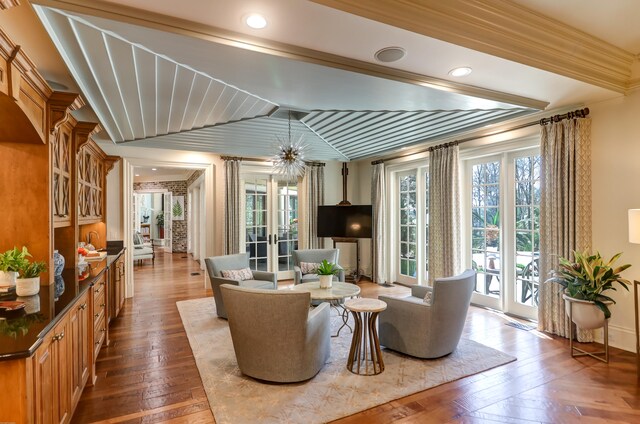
top-left (332, 237), bottom-right (360, 283)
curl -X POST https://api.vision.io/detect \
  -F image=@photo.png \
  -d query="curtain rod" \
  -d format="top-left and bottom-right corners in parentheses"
top-left (371, 107), bottom-right (590, 165)
top-left (220, 155), bottom-right (325, 166)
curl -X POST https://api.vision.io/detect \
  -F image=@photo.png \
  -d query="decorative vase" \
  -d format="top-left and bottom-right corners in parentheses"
top-left (319, 275), bottom-right (333, 289)
top-left (0, 271), bottom-right (18, 286)
top-left (16, 277), bottom-right (40, 296)
top-left (53, 250), bottom-right (65, 277)
top-left (563, 293), bottom-right (611, 330)
top-left (54, 275), bottom-right (65, 300)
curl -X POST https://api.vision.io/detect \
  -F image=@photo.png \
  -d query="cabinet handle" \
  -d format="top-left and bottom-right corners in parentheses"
top-left (101, 281), bottom-right (106, 286)
top-left (95, 341), bottom-right (100, 346)
top-left (100, 303), bottom-right (105, 308)
top-left (101, 328), bottom-right (106, 333)
top-left (79, 303), bottom-right (87, 310)
top-left (94, 313), bottom-right (100, 318)
top-left (54, 332), bottom-right (65, 341)
top-left (59, 332), bottom-right (65, 340)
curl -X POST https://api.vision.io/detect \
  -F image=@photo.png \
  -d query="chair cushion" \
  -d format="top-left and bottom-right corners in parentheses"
top-left (221, 267), bottom-right (253, 281)
top-left (133, 246), bottom-right (153, 255)
top-left (240, 279), bottom-right (275, 290)
top-left (300, 262), bottom-right (320, 275)
top-left (301, 273), bottom-right (320, 282)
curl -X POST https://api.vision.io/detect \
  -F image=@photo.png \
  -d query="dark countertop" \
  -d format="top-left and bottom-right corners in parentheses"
top-left (0, 248), bottom-right (125, 361)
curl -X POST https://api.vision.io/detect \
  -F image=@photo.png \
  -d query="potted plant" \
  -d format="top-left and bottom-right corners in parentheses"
top-left (551, 250), bottom-right (630, 329)
top-left (156, 211), bottom-right (165, 239)
top-left (16, 256), bottom-right (47, 296)
top-left (0, 247), bottom-right (30, 286)
top-left (316, 259), bottom-right (339, 289)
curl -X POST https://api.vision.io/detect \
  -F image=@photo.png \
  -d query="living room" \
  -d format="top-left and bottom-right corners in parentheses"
top-left (0, 1), bottom-right (639, 423)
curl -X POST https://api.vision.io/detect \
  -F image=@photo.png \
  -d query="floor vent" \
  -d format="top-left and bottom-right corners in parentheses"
top-left (190, 272), bottom-right (201, 276)
top-left (181, 256), bottom-right (188, 259)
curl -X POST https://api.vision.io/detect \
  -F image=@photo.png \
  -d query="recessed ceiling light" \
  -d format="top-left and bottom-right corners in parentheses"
top-left (448, 67), bottom-right (473, 77)
top-left (151, 168), bottom-right (157, 171)
top-left (245, 13), bottom-right (267, 29)
top-left (374, 47), bottom-right (406, 63)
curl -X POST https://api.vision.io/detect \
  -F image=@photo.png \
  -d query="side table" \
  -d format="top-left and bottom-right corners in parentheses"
top-left (344, 298), bottom-right (387, 375)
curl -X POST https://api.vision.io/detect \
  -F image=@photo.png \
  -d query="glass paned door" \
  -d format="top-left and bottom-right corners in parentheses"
top-left (470, 160), bottom-right (502, 305)
top-left (398, 172), bottom-right (417, 283)
top-left (244, 176), bottom-right (298, 279)
top-left (509, 153), bottom-right (541, 318)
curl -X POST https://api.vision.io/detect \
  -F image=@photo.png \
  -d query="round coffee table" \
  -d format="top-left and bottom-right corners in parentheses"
top-left (291, 281), bottom-right (361, 337)
top-left (344, 298), bottom-right (387, 375)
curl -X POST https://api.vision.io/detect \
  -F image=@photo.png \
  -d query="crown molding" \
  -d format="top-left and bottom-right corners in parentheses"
top-left (313, 0), bottom-right (635, 94)
top-left (30, 0), bottom-right (547, 110)
top-left (0, 0), bottom-right (21, 11)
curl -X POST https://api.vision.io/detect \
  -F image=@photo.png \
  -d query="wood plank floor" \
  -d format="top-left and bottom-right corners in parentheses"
top-left (72, 253), bottom-right (640, 423)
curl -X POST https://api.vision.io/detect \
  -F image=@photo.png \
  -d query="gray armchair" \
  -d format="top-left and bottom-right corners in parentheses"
top-left (204, 253), bottom-right (277, 319)
top-left (378, 269), bottom-right (476, 359)
top-left (220, 284), bottom-right (331, 382)
top-left (292, 249), bottom-right (345, 285)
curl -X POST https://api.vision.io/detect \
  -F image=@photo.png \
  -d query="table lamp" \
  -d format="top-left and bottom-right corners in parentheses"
top-left (627, 209), bottom-right (640, 373)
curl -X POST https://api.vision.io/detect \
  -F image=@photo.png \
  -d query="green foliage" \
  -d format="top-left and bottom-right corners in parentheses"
top-left (0, 246), bottom-right (46, 278)
top-left (316, 259), bottom-right (339, 276)
top-left (0, 247), bottom-right (31, 273)
top-left (156, 211), bottom-right (165, 227)
top-left (551, 250), bottom-right (631, 319)
top-left (172, 200), bottom-right (183, 217)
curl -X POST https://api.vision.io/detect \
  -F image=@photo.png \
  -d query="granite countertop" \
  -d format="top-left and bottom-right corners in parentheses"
top-left (0, 248), bottom-right (125, 361)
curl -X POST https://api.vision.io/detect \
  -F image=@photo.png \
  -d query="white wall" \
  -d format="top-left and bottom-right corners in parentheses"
top-left (106, 160), bottom-right (122, 240)
top-left (589, 88), bottom-right (640, 352)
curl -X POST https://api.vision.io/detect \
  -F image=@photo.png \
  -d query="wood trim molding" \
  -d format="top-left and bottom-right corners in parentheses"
top-left (0, 0), bottom-right (21, 11)
top-left (312, 0), bottom-right (636, 94)
top-left (104, 155), bottom-right (121, 174)
top-left (30, 0), bottom-right (548, 110)
top-left (73, 121), bottom-right (100, 151)
top-left (47, 91), bottom-right (79, 134)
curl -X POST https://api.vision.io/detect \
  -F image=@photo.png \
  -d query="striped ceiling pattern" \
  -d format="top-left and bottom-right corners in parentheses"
top-left (35, 7), bottom-right (277, 143)
top-left (301, 109), bottom-right (533, 160)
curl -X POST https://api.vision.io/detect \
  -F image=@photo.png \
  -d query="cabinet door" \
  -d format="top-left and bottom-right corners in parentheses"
top-left (77, 143), bottom-right (105, 224)
top-left (118, 258), bottom-right (126, 312)
top-left (69, 291), bottom-right (90, 410)
top-left (52, 124), bottom-right (73, 228)
top-left (54, 317), bottom-right (71, 424)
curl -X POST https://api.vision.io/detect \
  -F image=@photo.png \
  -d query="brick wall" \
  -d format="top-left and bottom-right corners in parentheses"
top-left (133, 181), bottom-right (188, 252)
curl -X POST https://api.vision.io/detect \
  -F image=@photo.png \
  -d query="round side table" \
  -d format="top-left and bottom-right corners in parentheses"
top-left (344, 298), bottom-right (387, 375)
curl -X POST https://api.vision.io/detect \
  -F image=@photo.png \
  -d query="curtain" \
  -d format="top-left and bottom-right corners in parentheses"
top-left (371, 163), bottom-right (387, 285)
top-left (538, 118), bottom-right (593, 341)
top-left (224, 158), bottom-right (242, 255)
top-left (428, 144), bottom-right (461, 284)
top-left (302, 163), bottom-right (325, 249)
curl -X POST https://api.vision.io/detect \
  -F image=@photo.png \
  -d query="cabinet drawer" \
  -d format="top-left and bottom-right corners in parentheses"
top-left (93, 315), bottom-right (106, 360)
top-left (93, 289), bottom-right (106, 328)
top-left (93, 278), bottom-right (106, 302)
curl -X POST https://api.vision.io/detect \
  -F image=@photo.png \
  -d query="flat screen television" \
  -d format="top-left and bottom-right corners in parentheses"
top-left (317, 205), bottom-right (372, 238)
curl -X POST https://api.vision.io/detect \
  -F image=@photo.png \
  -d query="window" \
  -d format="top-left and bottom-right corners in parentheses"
top-left (398, 172), bottom-right (417, 278)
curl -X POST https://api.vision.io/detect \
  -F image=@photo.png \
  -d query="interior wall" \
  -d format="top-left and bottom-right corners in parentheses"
top-left (589, 88), bottom-right (640, 352)
top-left (106, 161), bottom-right (122, 240)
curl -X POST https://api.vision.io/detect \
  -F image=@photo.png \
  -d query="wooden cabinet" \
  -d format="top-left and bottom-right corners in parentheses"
top-left (109, 254), bottom-right (126, 321)
top-left (78, 140), bottom-right (106, 225)
top-left (34, 313), bottom-right (71, 424)
top-left (52, 120), bottom-right (74, 227)
top-left (69, 289), bottom-right (90, 410)
top-left (92, 274), bottom-right (108, 363)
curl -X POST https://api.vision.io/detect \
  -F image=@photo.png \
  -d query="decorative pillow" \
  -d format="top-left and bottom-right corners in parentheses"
top-left (133, 233), bottom-right (143, 246)
top-left (423, 290), bottom-right (433, 306)
top-left (300, 262), bottom-right (320, 275)
top-left (220, 267), bottom-right (253, 281)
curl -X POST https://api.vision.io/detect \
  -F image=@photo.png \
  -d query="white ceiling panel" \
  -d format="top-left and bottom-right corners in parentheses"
top-left (34, 6), bottom-right (278, 143)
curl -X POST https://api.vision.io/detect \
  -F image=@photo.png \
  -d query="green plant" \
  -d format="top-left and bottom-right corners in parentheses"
top-left (551, 250), bottom-right (631, 319)
top-left (19, 261), bottom-right (47, 279)
top-left (0, 247), bottom-right (31, 273)
top-left (316, 260), bottom-right (339, 276)
top-left (172, 200), bottom-right (183, 217)
top-left (156, 211), bottom-right (165, 227)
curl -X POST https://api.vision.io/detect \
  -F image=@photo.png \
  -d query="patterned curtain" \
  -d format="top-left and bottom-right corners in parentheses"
top-left (371, 163), bottom-right (387, 285)
top-left (538, 118), bottom-right (593, 341)
top-left (428, 143), bottom-right (461, 284)
top-left (303, 163), bottom-right (325, 249)
top-left (224, 158), bottom-right (242, 255)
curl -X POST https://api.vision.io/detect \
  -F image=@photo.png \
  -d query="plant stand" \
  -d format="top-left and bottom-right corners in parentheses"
top-left (567, 300), bottom-right (609, 363)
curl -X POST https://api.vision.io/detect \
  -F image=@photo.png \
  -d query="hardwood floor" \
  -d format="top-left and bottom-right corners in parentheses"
top-left (73, 253), bottom-right (639, 423)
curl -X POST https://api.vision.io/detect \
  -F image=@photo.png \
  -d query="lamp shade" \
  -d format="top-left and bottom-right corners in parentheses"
top-left (628, 209), bottom-right (640, 244)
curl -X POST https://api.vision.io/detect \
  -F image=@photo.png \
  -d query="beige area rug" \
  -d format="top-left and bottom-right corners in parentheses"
top-left (177, 297), bottom-right (516, 424)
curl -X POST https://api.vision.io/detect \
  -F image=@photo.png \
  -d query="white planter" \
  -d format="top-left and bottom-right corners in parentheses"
top-left (563, 293), bottom-right (611, 330)
top-left (319, 275), bottom-right (333, 289)
top-left (17, 295), bottom-right (40, 314)
top-left (0, 271), bottom-right (18, 286)
top-left (16, 277), bottom-right (40, 296)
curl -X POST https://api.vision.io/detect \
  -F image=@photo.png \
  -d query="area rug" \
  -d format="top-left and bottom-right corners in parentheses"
top-left (177, 297), bottom-right (516, 424)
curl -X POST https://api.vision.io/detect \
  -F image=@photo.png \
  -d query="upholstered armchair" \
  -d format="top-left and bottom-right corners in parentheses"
top-left (220, 284), bottom-right (331, 382)
top-left (132, 232), bottom-right (154, 265)
top-left (204, 253), bottom-right (277, 319)
top-left (378, 269), bottom-right (476, 359)
top-left (292, 249), bottom-right (345, 285)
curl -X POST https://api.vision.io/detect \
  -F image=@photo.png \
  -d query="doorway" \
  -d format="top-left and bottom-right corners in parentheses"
top-left (133, 190), bottom-right (172, 252)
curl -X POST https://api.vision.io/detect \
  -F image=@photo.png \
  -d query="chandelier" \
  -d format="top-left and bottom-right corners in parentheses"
top-left (272, 111), bottom-right (306, 180)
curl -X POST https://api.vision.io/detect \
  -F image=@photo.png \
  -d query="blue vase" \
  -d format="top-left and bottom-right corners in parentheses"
top-left (53, 250), bottom-right (65, 277)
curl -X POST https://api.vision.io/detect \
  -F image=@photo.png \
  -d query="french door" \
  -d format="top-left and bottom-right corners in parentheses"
top-left (243, 175), bottom-right (299, 280)
top-left (466, 149), bottom-right (540, 319)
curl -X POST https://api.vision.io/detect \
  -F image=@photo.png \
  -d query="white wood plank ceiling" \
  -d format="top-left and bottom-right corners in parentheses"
top-left (35, 7), bottom-right (277, 143)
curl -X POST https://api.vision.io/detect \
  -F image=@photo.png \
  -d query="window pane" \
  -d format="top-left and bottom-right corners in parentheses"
top-left (399, 172), bottom-right (417, 278)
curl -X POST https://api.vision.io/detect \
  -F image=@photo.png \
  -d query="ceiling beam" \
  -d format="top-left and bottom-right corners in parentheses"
top-left (30, 0), bottom-right (548, 110)
top-left (313, 0), bottom-right (636, 94)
